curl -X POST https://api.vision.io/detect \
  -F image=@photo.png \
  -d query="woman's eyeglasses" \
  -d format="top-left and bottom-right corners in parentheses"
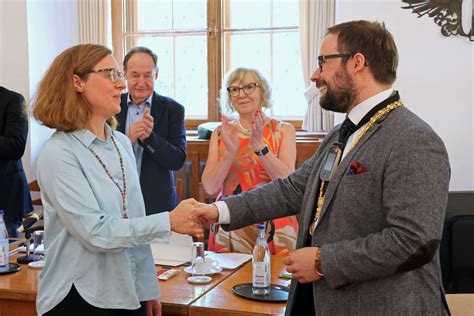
top-left (89, 68), bottom-right (125, 83)
top-left (227, 83), bottom-right (259, 97)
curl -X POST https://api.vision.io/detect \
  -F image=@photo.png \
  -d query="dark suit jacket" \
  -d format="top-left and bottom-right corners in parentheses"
top-left (116, 92), bottom-right (186, 215)
top-left (222, 92), bottom-right (451, 315)
top-left (0, 87), bottom-right (33, 221)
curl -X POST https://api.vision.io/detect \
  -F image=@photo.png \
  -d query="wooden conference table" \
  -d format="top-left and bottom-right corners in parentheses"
top-left (0, 252), bottom-right (287, 316)
top-left (1, 252), bottom-right (473, 316)
top-left (189, 255), bottom-right (288, 315)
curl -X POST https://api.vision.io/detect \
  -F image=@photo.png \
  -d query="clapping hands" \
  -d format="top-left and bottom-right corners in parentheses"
top-left (220, 116), bottom-right (240, 154)
top-left (220, 110), bottom-right (266, 154)
top-left (250, 109), bottom-right (266, 150)
top-left (128, 108), bottom-right (154, 144)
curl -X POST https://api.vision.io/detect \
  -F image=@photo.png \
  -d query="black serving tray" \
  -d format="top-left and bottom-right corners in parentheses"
top-left (232, 283), bottom-right (289, 302)
top-left (0, 263), bottom-right (21, 275)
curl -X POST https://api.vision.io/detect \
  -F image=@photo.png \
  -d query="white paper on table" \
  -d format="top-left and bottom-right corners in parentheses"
top-left (206, 252), bottom-right (252, 269)
top-left (151, 232), bottom-right (193, 266)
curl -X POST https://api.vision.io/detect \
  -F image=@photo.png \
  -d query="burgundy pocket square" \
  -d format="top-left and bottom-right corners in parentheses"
top-left (347, 161), bottom-right (367, 176)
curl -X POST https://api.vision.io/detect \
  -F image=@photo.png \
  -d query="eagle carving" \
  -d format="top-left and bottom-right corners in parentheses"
top-left (401, 0), bottom-right (473, 41)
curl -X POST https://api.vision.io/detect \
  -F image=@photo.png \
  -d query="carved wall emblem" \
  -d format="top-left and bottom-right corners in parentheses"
top-left (402, 0), bottom-right (473, 41)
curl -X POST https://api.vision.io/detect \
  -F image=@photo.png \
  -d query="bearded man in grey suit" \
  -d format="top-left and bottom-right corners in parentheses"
top-left (192, 20), bottom-right (451, 315)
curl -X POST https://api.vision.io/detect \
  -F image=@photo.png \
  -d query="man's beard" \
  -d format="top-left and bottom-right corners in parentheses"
top-left (318, 67), bottom-right (357, 113)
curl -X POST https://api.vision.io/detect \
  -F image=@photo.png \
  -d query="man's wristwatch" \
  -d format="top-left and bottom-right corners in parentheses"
top-left (314, 247), bottom-right (324, 277)
top-left (254, 145), bottom-right (269, 156)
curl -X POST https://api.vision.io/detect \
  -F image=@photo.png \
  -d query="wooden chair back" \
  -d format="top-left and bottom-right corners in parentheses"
top-left (28, 180), bottom-right (42, 206)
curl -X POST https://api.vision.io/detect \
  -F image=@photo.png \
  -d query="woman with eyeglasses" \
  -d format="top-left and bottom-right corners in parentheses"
top-left (201, 67), bottom-right (298, 255)
top-left (32, 44), bottom-right (202, 315)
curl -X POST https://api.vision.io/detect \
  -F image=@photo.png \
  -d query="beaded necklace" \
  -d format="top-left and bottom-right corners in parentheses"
top-left (309, 100), bottom-right (403, 236)
top-left (238, 119), bottom-right (252, 135)
top-left (75, 133), bottom-right (128, 219)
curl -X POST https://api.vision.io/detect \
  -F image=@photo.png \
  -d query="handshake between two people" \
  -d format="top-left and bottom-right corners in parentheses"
top-left (168, 198), bottom-right (219, 239)
top-left (169, 199), bottom-right (323, 284)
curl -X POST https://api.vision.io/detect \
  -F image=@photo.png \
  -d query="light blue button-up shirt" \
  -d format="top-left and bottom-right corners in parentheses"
top-left (36, 125), bottom-right (171, 314)
top-left (125, 93), bottom-right (153, 176)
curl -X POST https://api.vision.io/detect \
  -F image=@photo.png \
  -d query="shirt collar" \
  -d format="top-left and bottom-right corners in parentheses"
top-left (71, 124), bottom-right (114, 147)
top-left (127, 92), bottom-right (153, 108)
top-left (347, 88), bottom-right (394, 125)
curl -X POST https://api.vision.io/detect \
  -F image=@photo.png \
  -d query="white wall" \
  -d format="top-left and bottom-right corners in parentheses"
top-left (336, 0), bottom-right (474, 191)
top-left (26, 0), bottom-right (80, 179)
top-left (0, 0), bottom-right (30, 96)
top-left (0, 0), bottom-right (79, 181)
top-left (0, 0), bottom-right (31, 174)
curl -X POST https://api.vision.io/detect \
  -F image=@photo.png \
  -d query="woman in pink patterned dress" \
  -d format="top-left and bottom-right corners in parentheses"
top-left (201, 67), bottom-right (298, 255)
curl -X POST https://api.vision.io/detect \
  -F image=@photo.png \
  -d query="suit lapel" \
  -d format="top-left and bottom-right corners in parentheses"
top-left (150, 91), bottom-right (164, 124)
top-left (315, 93), bottom-right (401, 225)
top-left (287, 139), bottom-right (339, 311)
top-left (296, 134), bottom-right (337, 247)
top-left (116, 93), bottom-right (129, 133)
top-left (317, 115), bottom-right (390, 224)
top-left (298, 157), bottom-right (325, 245)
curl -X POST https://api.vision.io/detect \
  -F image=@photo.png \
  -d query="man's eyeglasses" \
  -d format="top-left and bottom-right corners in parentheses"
top-left (90, 68), bottom-right (125, 83)
top-left (317, 53), bottom-right (355, 72)
top-left (227, 83), bottom-right (260, 97)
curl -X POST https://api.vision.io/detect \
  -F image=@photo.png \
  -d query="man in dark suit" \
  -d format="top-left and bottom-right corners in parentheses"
top-left (116, 47), bottom-right (186, 215)
top-left (0, 86), bottom-right (33, 237)
top-left (192, 21), bottom-right (451, 315)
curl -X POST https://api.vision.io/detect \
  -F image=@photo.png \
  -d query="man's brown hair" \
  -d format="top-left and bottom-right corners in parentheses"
top-left (328, 20), bottom-right (398, 85)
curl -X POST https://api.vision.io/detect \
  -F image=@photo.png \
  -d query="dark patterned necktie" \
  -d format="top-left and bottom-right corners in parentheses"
top-left (338, 118), bottom-right (357, 146)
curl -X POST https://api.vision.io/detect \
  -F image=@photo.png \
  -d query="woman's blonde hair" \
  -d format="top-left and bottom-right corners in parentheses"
top-left (220, 67), bottom-right (272, 114)
top-left (32, 44), bottom-right (117, 131)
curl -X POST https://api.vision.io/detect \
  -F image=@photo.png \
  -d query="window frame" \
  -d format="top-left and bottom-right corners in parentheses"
top-left (112, 0), bottom-right (303, 130)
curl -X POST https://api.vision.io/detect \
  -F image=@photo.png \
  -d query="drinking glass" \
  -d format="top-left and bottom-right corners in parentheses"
top-left (191, 242), bottom-right (205, 275)
top-left (32, 230), bottom-right (44, 261)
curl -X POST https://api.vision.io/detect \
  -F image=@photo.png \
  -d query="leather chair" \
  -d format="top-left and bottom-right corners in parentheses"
top-left (440, 214), bottom-right (474, 293)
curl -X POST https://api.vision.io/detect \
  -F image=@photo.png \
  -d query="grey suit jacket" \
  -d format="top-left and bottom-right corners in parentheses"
top-left (222, 94), bottom-right (451, 315)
